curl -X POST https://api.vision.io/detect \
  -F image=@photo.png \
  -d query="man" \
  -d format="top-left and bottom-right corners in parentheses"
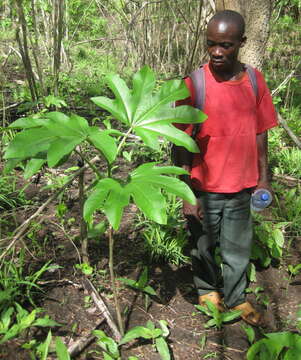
top-left (173, 10), bottom-right (277, 326)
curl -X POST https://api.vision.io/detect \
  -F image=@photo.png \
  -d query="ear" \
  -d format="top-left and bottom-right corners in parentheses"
top-left (240, 36), bottom-right (247, 48)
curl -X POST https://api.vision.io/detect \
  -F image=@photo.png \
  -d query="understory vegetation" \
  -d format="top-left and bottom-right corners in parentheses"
top-left (0, 0), bottom-right (300, 359)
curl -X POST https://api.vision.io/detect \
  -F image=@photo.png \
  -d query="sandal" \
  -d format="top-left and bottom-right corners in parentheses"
top-left (232, 301), bottom-right (263, 327)
top-left (199, 291), bottom-right (225, 312)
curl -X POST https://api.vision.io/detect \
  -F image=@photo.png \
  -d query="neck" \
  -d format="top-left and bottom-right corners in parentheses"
top-left (210, 61), bottom-right (244, 81)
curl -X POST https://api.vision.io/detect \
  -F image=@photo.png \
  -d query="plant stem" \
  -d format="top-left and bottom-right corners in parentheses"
top-left (79, 167), bottom-right (89, 264)
top-left (116, 127), bottom-right (133, 156)
top-left (75, 148), bottom-right (102, 179)
top-left (108, 226), bottom-right (124, 336)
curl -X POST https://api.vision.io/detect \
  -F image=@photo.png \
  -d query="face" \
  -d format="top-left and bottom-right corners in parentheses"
top-left (206, 20), bottom-right (245, 73)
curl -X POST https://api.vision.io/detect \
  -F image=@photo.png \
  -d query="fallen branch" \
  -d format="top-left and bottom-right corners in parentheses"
top-left (83, 278), bottom-right (122, 342)
top-left (68, 317), bottom-right (105, 357)
top-left (273, 173), bottom-right (301, 183)
top-left (272, 59), bottom-right (301, 97)
top-left (0, 101), bottom-right (24, 113)
top-left (277, 112), bottom-right (301, 150)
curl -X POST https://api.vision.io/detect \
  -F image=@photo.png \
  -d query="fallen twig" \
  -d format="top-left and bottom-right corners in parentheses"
top-left (67, 317), bottom-right (105, 357)
top-left (0, 156), bottom-right (100, 262)
top-left (272, 59), bottom-right (301, 97)
top-left (83, 278), bottom-right (122, 342)
top-left (273, 173), bottom-right (301, 183)
top-left (277, 112), bottom-right (301, 150)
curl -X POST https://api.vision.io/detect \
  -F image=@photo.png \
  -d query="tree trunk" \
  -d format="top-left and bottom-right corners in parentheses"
top-left (215, 0), bottom-right (272, 70)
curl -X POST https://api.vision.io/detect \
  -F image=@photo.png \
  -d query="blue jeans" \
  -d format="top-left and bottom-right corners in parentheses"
top-left (187, 189), bottom-right (253, 308)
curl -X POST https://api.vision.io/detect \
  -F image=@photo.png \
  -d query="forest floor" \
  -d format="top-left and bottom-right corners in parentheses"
top-left (1, 160), bottom-right (301, 360)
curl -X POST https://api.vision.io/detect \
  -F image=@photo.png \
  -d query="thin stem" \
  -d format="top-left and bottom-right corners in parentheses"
top-left (116, 127), bottom-right (133, 157)
top-left (108, 226), bottom-right (124, 336)
top-left (79, 168), bottom-right (89, 264)
top-left (74, 148), bottom-right (102, 179)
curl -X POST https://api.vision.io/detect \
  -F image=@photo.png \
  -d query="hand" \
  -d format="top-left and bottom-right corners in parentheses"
top-left (255, 180), bottom-right (274, 206)
top-left (255, 180), bottom-right (273, 195)
top-left (183, 200), bottom-right (203, 221)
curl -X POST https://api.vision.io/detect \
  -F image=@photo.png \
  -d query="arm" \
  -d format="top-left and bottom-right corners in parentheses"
top-left (172, 145), bottom-right (203, 220)
top-left (256, 131), bottom-right (272, 193)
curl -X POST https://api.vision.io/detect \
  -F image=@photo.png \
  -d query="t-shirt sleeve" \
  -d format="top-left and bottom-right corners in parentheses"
top-left (255, 70), bottom-right (278, 134)
top-left (174, 77), bottom-right (195, 135)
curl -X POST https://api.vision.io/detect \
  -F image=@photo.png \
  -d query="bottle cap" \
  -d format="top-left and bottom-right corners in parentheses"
top-left (261, 193), bottom-right (269, 201)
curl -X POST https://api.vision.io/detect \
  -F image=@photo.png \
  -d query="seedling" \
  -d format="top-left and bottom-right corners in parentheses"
top-left (119, 320), bottom-right (171, 360)
top-left (241, 324), bottom-right (256, 345)
top-left (118, 267), bottom-right (157, 311)
top-left (195, 300), bottom-right (241, 329)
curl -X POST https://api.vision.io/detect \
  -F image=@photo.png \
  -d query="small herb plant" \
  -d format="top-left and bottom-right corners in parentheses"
top-left (252, 213), bottom-right (288, 267)
top-left (0, 303), bottom-right (60, 345)
top-left (120, 320), bottom-right (171, 360)
top-left (195, 300), bottom-right (241, 330)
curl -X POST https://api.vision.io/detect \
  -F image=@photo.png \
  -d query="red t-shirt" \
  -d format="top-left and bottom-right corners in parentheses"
top-left (176, 63), bottom-right (278, 193)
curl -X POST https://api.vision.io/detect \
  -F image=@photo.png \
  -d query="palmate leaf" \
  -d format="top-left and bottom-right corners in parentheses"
top-left (4, 111), bottom-right (117, 175)
top-left (92, 66), bottom-right (206, 152)
top-left (84, 163), bottom-right (195, 230)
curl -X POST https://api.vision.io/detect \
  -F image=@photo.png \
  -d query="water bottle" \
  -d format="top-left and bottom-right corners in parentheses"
top-left (251, 189), bottom-right (272, 212)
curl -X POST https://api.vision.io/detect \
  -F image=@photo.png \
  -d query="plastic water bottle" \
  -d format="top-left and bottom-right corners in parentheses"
top-left (251, 189), bottom-right (272, 212)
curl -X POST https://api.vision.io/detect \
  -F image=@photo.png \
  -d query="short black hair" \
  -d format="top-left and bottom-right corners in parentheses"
top-left (208, 10), bottom-right (245, 38)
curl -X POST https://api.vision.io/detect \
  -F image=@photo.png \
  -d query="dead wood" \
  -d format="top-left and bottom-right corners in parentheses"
top-left (82, 277), bottom-right (122, 342)
top-left (67, 317), bottom-right (105, 357)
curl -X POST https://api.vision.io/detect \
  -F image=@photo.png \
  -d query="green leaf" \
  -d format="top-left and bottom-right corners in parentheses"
top-left (93, 330), bottom-right (119, 357)
top-left (0, 307), bottom-right (14, 333)
top-left (221, 310), bottom-right (242, 322)
top-left (44, 95), bottom-right (67, 108)
top-left (119, 326), bottom-right (153, 345)
top-left (37, 330), bottom-right (52, 360)
top-left (247, 262), bottom-right (257, 282)
top-left (46, 113), bottom-right (89, 137)
top-left (84, 178), bottom-right (130, 230)
top-left (137, 267), bottom-right (148, 289)
top-left (9, 117), bottom-right (49, 129)
top-left (143, 285), bottom-right (157, 296)
top-left (33, 315), bottom-right (62, 327)
top-left (117, 277), bottom-right (138, 289)
top-left (84, 179), bottom-right (112, 222)
top-left (88, 127), bottom-right (117, 164)
top-left (129, 163), bottom-right (196, 205)
top-left (205, 318), bottom-right (217, 328)
top-left (91, 96), bottom-right (128, 125)
top-left (146, 320), bottom-right (155, 330)
top-left (55, 337), bottom-right (71, 360)
top-left (24, 158), bottom-right (46, 179)
top-left (195, 304), bottom-right (211, 317)
top-left (103, 183), bottom-right (130, 230)
top-left (47, 137), bottom-right (83, 167)
top-left (158, 320), bottom-right (169, 338)
top-left (241, 324), bottom-right (256, 344)
top-left (155, 336), bottom-right (171, 360)
top-left (92, 66), bottom-right (206, 152)
top-left (4, 128), bottom-right (52, 160)
top-left (126, 183), bottom-right (167, 224)
top-left (3, 158), bottom-right (22, 174)
top-left (272, 228), bottom-right (285, 248)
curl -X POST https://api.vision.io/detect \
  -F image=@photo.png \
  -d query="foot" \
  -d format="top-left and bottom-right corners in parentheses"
top-left (199, 291), bottom-right (225, 312)
top-left (232, 301), bottom-right (263, 327)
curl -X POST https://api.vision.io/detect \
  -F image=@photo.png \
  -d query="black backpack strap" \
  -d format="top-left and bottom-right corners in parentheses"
top-left (245, 64), bottom-right (258, 99)
top-left (189, 66), bottom-right (206, 139)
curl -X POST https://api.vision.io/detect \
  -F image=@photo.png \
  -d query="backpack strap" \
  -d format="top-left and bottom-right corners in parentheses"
top-left (189, 66), bottom-right (205, 139)
top-left (245, 64), bottom-right (258, 99)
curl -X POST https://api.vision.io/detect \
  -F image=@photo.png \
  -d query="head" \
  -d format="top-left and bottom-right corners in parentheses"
top-left (206, 10), bottom-right (246, 73)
